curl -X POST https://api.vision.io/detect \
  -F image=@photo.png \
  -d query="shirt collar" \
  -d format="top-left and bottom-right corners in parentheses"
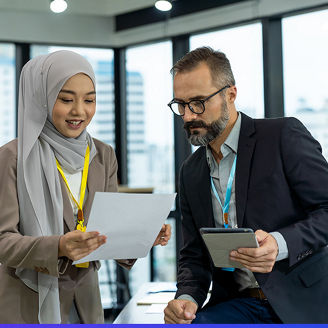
top-left (206, 112), bottom-right (242, 170)
top-left (224, 111), bottom-right (241, 154)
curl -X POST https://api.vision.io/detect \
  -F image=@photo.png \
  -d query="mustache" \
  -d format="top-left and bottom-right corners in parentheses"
top-left (183, 120), bottom-right (210, 130)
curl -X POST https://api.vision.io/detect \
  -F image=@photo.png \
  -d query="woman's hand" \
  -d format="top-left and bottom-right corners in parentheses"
top-left (153, 224), bottom-right (171, 246)
top-left (58, 230), bottom-right (107, 261)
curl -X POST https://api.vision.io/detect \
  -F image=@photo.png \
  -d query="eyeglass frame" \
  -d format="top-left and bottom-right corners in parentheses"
top-left (167, 85), bottom-right (230, 116)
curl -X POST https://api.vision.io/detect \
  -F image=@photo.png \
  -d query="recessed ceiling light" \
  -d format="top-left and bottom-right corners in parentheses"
top-left (155, 0), bottom-right (172, 12)
top-left (50, 0), bottom-right (68, 13)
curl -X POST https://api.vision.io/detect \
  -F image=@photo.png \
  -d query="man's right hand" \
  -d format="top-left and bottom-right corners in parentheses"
top-left (164, 299), bottom-right (198, 324)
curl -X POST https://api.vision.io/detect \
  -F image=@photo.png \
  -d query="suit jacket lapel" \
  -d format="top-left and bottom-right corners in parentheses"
top-left (191, 148), bottom-right (215, 228)
top-left (60, 176), bottom-right (76, 232)
top-left (83, 158), bottom-right (104, 226)
top-left (235, 113), bottom-right (256, 228)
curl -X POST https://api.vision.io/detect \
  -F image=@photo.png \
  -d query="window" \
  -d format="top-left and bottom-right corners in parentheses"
top-left (190, 23), bottom-right (265, 118)
top-left (282, 9), bottom-right (328, 159)
top-left (0, 44), bottom-right (15, 146)
top-left (31, 46), bottom-right (115, 148)
top-left (153, 218), bottom-right (176, 282)
top-left (126, 41), bottom-right (175, 295)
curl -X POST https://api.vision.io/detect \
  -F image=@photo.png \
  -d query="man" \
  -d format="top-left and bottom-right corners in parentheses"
top-left (164, 46), bottom-right (328, 324)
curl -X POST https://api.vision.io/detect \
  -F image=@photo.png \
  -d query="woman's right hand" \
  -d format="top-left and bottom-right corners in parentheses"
top-left (58, 230), bottom-right (107, 261)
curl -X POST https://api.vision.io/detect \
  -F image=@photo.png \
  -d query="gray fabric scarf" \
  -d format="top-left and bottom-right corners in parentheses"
top-left (16, 50), bottom-right (97, 323)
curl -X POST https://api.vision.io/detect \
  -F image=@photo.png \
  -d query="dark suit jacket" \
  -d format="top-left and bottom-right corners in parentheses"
top-left (176, 112), bottom-right (328, 323)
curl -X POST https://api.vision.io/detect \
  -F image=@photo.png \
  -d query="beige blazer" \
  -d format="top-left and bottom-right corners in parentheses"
top-left (0, 138), bottom-right (133, 323)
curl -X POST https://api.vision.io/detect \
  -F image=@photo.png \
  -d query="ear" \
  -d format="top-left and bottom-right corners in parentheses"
top-left (226, 86), bottom-right (237, 103)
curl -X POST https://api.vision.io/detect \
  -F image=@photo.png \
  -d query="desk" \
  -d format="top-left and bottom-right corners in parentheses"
top-left (113, 282), bottom-right (176, 324)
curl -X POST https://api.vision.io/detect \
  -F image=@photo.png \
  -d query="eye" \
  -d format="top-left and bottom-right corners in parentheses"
top-left (85, 98), bottom-right (96, 104)
top-left (60, 98), bottom-right (73, 103)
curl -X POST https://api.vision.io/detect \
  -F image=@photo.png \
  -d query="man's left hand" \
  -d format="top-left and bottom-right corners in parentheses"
top-left (229, 229), bottom-right (278, 273)
top-left (153, 224), bottom-right (171, 246)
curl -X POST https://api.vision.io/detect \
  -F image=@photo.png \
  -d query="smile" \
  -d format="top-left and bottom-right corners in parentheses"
top-left (65, 120), bottom-right (84, 129)
top-left (66, 120), bottom-right (83, 126)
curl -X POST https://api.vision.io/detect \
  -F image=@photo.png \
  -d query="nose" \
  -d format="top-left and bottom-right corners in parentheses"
top-left (71, 99), bottom-right (85, 116)
top-left (183, 104), bottom-right (198, 121)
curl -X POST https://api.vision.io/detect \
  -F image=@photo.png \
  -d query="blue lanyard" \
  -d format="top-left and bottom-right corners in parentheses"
top-left (210, 155), bottom-right (237, 228)
top-left (210, 154), bottom-right (237, 272)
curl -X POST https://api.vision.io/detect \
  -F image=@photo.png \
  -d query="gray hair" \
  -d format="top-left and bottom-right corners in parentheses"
top-left (171, 46), bottom-right (235, 89)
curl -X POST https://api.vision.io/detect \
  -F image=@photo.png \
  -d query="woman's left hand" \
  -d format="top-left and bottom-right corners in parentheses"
top-left (153, 224), bottom-right (171, 246)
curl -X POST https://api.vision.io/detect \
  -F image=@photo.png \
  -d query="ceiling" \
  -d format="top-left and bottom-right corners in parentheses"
top-left (0, 0), bottom-right (158, 16)
top-left (0, 0), bottom-right (248, 32)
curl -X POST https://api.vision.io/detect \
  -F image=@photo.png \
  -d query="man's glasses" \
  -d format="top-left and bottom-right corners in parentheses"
top-left (167, 85), bottom-right (230, 116)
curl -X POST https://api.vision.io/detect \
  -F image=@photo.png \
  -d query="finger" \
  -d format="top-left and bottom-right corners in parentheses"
top-left (230, 250), bottom-right (271, 262)
top-left (232, 246), bottom-right (269, 258)
top-left (165, 313), bottom-right (191, 324)
top-left (164, 305), bottom-right (180, 324)
top-left (164, 224), bottom-right (172, 237)
top-left (231, 255), bottom-right (270, 266)
top-left (183, 301), bottom-right (197, 320)
top-left (161, 237), bottom-right (169, 242)
top-left (164, 310), bottom-right (193, 324)
top-left (255, 229), bottom-right (269, 243)
top-left (79, 231), bottom-right (101, 240)
top-left (72, 236), bottom-right (106, 256)
top-left (80, 235), bottom-right (107, 251)
top-left (172, 300), bottom-right (196, 321)
top-left (69, 238), bottom-right (107, 260)
top-left (166, 300), bottom-right (186, 320)
top-left (242, 263), bottom-right (274, 273)
top-left (69, 230), bottom-right (100, 242)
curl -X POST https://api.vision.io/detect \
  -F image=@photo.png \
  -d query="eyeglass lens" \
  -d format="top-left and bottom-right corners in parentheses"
top-left (170, 100), bottom-right (204, 116)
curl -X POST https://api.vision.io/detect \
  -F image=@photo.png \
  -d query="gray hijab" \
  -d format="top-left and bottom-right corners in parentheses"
top-left (16, 50), bottom-right (97, 323)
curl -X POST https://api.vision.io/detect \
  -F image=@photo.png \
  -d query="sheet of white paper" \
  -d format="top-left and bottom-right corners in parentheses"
top-left (137, 292), bottom-right (176, 305)
top-left (73, 192), bottom-right (176, 264)
top-left (145, 304), bottom-right (167, 314)
top-left (147, 282), bottom-right (177, 293)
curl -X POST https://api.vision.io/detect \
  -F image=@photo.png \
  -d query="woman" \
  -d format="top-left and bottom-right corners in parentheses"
top-left (0, 50), bottom-right (170, 323)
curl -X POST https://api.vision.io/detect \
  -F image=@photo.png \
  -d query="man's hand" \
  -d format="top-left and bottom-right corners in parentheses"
top-left (164, 299), bottom-right (198, 324)
top-left (58, 230), bottom-right (107, 261)
top-left (153, 224), bottom-right (172, 246)
top-left (229, 229), bottom-right (278, 273)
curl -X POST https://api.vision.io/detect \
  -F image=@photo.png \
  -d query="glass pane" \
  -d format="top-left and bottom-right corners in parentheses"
top-left (98, 260), bottom-right (117, 308)
top-left (282, 9), bottom-right (328, 159)
top-left (126, 41), bottom-right (174, 295)
top-left (128, 254), bottom-right (151, 296)
top-left (31, 45), bottom-right (115, 148)
top-left (126, 41), bottom-right (174, 193)
top-left (153, 218), bottom-right (176, 282)
top-left (0, 44), bottom-right (16, 146)
top-left (190, 23), bottom-right (264, 118)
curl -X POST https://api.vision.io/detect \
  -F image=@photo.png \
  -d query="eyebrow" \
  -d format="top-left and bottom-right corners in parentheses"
top-left (173, 95), bottom-right (206, 102)
top-left (59, 89), bottom-right (96, 95)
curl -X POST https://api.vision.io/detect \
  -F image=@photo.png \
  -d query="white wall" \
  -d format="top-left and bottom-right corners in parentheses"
top-left (0, 11), bottom-right (114, 46)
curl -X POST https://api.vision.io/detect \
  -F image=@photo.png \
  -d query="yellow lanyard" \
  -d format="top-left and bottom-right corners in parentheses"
top-left (56, 145), bottom-right (90, 268)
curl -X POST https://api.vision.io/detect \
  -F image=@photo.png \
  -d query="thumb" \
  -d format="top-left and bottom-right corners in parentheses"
top-left (255, 229), bottom-right (268, 244)
top-left (183, 301), bottom-right (197, 320)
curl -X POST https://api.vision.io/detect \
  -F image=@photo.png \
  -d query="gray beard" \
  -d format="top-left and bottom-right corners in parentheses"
top-left (187, 103), bottom-right (230, 146)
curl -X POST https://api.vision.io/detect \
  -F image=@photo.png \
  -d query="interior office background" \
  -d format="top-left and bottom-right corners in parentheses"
top-left (0, 0), bottom-right (327, 319)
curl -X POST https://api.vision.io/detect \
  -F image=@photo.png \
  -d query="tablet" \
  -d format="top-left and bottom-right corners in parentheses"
top-left (200, 227), bottom-right (254, 234)
top-left (200, 227), bottom-right (259, 268)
